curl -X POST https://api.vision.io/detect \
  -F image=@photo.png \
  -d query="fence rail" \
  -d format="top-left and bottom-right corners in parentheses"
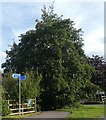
top-left (101, 96), bottom-right (106, 102)
top-left (6, 98), bottom-right (36, 115)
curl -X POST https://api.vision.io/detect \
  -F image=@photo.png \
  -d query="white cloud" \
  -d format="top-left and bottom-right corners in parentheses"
top-left (0, 52), bottom-right (6, 72)
top-left (55, 0), bottom-right (105, 3)
top-left (104, 43), bottom-right (106, 61)
top-left (0, 4), bottom-right (2, 50)
top-left (74, 15), bottom-right (83, 28)
top-left (0, 36), bottom-right (2, 47)
top-left (83, 27), bottom-right (104, 57)
top-left (54, 2), bottom-right (81, 17)
top-left (83, 43), bottom-right (104, 57)
top-left (0, 51), bottom-right (6, 64)
top-left (84, 28), bottom-right (103, 44)
top-left (1, 0), bottom-right (105, 2)
top-left (12, 27), bottom-right (34, 44)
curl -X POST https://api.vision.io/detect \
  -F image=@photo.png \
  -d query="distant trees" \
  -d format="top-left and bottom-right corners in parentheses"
top-left (88, 55), bottom-right (106, 92)
top-left (2, 4), bottom-right (100, 110)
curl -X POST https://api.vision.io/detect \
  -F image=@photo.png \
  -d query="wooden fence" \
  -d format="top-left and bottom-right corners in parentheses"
top-left (101, 96), bottom-right (106, 103)
top-left (6, 98), bottom-right (36, 115)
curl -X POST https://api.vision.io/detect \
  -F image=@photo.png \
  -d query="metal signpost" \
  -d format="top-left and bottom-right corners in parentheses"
top-left (12, 73), bottom-right (26, 115)
top-left (19, 76), bottom-right (21, 115)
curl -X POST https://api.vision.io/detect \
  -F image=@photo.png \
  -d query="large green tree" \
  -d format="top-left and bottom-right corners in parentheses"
top-left (2, 4), bottom-right (98, 110)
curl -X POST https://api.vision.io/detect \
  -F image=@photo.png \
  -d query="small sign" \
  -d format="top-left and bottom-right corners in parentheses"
top-left (19, 75), bottom-right (26, 80)
top-left (12, 74), bottom-right (20, 78)
top-left (27, 99), bottom-right (31, 107)
top-left (96, 91), bottom-right (105, 95)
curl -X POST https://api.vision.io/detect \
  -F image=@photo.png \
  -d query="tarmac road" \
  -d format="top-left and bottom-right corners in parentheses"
top-left (23, 111), bottom-right (70, 120)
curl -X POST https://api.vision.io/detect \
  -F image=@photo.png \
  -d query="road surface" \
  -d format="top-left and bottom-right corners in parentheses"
top-left (23, 111), bottom-right (70, 120)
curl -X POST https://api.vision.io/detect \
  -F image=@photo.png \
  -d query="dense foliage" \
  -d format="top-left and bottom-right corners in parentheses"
top-left (2, 5), bottom-right (99, 110)
top-left (2, 100), bottom-right (11, 116)
top-left (88, 55), bottom-right (106, 92)
top-left (2, 71), bottom-right (42, 102)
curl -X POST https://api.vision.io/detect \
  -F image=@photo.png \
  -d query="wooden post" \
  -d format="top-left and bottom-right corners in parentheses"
top-left (22, 108), bottom-right (23, 115)
top-left (7, 100), bottom-right (9, 109)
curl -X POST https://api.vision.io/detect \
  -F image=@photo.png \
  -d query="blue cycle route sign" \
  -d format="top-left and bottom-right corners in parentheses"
top-left (19, 75), bottom-right (26, 80)
top-left (12, 74), bottom-right (20, 78)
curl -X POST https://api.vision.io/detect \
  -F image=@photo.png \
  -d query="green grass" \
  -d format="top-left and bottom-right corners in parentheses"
top-left (60, 105), bottom-right (104, 118)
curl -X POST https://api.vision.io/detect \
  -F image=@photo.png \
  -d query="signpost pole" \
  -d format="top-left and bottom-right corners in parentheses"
top-left (12, 73), bottom-right (26, 115)
top-left (19, 76), bottom-right (21, 115)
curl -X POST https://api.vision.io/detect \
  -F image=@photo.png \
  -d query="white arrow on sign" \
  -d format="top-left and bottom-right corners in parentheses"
top-left (12, 74), bottom-right (20, 78)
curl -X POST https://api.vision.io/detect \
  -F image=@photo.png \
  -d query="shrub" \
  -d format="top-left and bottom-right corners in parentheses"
top-left (72, 102), bottom-right (82, 108)
top-left (2, 100), bottom-right (11, 116)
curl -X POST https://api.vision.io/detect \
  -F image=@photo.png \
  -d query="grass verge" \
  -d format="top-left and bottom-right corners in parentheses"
top-left (59, 105), bottom-right (104, 119)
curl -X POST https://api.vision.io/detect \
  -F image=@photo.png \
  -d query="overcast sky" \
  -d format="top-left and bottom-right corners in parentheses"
top-left (0, 0), bottom-right (105, 71)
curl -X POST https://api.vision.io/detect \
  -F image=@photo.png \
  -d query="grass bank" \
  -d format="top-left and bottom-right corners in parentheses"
top-left (59, 105), bottom-right (104, 118)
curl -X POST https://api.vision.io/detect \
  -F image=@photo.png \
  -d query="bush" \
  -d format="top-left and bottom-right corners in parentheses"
top-left (2, 100), bottom-right (11, 116)
top-left (72, 102), bottom-right (82, 108)
top-left (83, 101), bottom-right (103, 104)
